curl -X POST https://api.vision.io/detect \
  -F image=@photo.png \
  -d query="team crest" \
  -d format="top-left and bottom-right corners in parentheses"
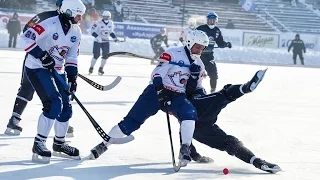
top-left (70, 36), bottom-right (76, 42)
top-left (168, 71), bottom-right (189, 87)
top-left (52, 33), bottom-right (59, 40)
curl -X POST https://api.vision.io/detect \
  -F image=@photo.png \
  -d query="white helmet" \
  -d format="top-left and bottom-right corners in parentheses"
top-left (102, 11), bottom-right (111, 17)
top-left (186, 30), bottom-right (209, 59)
top-left (60, 0), bottom-right (86, 24)
top-left (188, 18), bottom-right (197, 29)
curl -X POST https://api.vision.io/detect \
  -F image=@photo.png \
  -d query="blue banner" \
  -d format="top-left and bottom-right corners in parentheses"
top-left (114, 22), bottom-right (164, 39)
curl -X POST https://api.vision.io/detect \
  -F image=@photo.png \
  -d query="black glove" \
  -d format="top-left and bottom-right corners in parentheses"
top-left (67, 75), bottom-right (77, 93)
top-left (226, 42), bottom-right (232, 48)
top-left (189, 63), bottom-right (201, 79)
top-left (40, 52), bottom-right (55, 69)
top-left (114, 38), bottom-right (119, 42)
top-left (153, 76), bottom-right (170, 104)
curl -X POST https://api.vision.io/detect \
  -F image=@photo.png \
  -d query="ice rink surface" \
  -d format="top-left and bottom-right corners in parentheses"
top-left (0, 49), bottom-right (319, 180)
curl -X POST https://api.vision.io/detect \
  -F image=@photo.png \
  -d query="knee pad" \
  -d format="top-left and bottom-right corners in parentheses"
top-left (102, 55), bottom-right (108, 59)
top-left (56, 104), bottom-right (72, 122)
top-left (224, 135), bottom-right (244, 156)
top-left (93, 55), bottom-right (100, 59)
top-left (17, 87), bottom-right (35, 101)
top-left (43, 98), bottom-right (63, 120)
top-left (221, 84), bottom-right (237, 101)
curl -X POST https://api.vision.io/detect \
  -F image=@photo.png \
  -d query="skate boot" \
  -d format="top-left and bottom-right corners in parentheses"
top-left (98, 67), bottom-right (104, 76)
top-left (66, 125), bottom-right (74, 138)
top-left (179, 144), bottom-right (192, 167)
top-left (4, 116), bottom-right (22, 135)
top-left (89, 142), bottom-right (108, 160)
top-left (191, 153), bottom-right (214, 163)
top-left (190, 144), bottom-right (214, 163)
top-left (150, 60), bottom-right (157, 65)
top-left (241, 69), bottom-right (267, 93)
top-left (253, 158), bottom-right (282, 173)
top-left (52, 138), bottom-right (80, 160)
top-left (89, 67), bottom-right (93, 75)
top-left (32, 137), bottom-right (51, 164)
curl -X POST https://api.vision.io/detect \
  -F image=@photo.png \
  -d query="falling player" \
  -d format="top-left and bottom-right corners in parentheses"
top-left (20, 0), bottom-right (85, 163)
top-left (185, 69), bottom-right (281, 173)
top-left (89, 10), bottom-right (119, 75)
top-left (90, 30), bottom-right (210, 167)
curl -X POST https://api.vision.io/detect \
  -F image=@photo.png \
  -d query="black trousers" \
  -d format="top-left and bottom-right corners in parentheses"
top-left (293, 52), bottom-right (304, 65)
top-left (200, 53), bottom-right (218, 92)
top-left (8, 33), bottom-right (18, 48)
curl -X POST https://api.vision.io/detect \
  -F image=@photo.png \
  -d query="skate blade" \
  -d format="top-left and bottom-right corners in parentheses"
top-left (261, 165), bottom-right (282, 174)
top-left (180, 159), bottom-right (190, 167)
top-left (250, 69), bottom-right (267, 91)
top-left (66, 132), bottom-right (74, 138)
top-left (4, 128), bottom-right (21, 135)
top-left (52, 151), bottom-right (81, 160)
top-left (98, 73), bottom-right (104, 76)
top-left (32, 153), bottom-right (50, 164)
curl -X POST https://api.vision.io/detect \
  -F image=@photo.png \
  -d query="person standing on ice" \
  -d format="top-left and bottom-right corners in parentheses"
top-left (89, 30), bottom-right (210, 168)
top-left (88, 10), bottom-right (119, 75)
top-left (5, 0), bottom-right (75, 137)
top-left (20, 0), bottom-right (86, 163)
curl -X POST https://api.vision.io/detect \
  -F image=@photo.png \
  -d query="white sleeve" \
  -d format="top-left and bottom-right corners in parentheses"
top-left (90, 21), bottom-right (99, 37)
top-left (151, 51), bottom-right (174, 80)
top-left (20, 22), bottom-right (48, 54)
top-left (65, 35), bottom-right (80, 69)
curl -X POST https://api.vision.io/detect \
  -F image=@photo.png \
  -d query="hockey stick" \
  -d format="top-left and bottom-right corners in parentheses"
top-left (78, 73), bottom-right (122, 91)
top-left (53, 70), bottom-right (134, 144)
top-left (165, 101), bottom-right (181, 172)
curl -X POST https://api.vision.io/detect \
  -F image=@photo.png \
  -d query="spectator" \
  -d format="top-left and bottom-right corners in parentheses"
top-left (6, 12), bottom-right (21, 48)
top-left (113, 0), bottom-right (124, 22)
top-left (288, 34), bottom-right (306, 65)
top-left (225, 19), bottom-right (235, 29)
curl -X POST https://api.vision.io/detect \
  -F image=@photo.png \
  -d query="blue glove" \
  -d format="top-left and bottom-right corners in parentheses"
top-left (226, 42), bottom-right (232, 48)
top-left (189, 63), bottom-right (201, 79)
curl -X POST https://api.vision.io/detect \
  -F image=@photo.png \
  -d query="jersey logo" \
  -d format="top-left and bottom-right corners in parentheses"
top-left (159, 52), bottom-right (171, 62)
top-left (52, 33), bottom-right (59, 40)
top-left (32, 24), bottom-right (45, 35)
top-left (168, 71), bottom-right (189, 87)
top-left (70, 36), bottom-right (77, 43)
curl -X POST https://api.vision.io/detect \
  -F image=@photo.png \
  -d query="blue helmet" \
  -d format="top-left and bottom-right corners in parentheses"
top-left (207, 12), bottom-right (218, 20)
top-left (56, 0), bottom-right (63, 8)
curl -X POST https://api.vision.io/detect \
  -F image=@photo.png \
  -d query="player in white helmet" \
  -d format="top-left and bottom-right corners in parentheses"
top-left (89, 10), bottom-right (119, 75)
top-left (89, 30), bottom-right (209, 168)
top-left (179, 17), bottom-right (197, 45)
top-left (20, 0), bottom-right (85, 163)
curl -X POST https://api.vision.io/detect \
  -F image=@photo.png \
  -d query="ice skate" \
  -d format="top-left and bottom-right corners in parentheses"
top-left (66, 125), bottom-right (74, 138)
top-left (4, 116), bottom-right (22, 135)
top-left (88, 67), bottom-right (93, 75)
top-left (191, 153), bottom-right (214, 163)
top-left (98, 67), bottom-right (104, 76)
top-left (241, 69), bottom-right (267, 93)
top-left (52, 138), bottom-right (80, 160)
top-left (89, 142), bottom-right (108, 160)
top-left (179, 144), bottom-right (191, 167)
top-left (32, 137), bottom-right (51, 164)
top-left (253, 158), bottom-right (282, 173)
top-left (150, 60), bottom-right (157, 65)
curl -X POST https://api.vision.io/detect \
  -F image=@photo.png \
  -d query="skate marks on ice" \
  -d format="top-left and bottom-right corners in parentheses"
top-left (0, 159), bottom-right (267, 180)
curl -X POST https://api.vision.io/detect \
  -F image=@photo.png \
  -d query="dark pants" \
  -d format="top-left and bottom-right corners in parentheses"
top-left (293, 52), bottom-right (304, 65)
top-left (25, 67), bottom-right (72, 122)
top-left (200, 53), bottom-right (218, 92)
top-left (8, 33), bottom-right (18, 48)
top-left (93, 41), bottom-right (110, 59)
top-left (152, 46), bottom-right (165, 59)
top-left (118, 85), bottom-right (197, 135)
top-left (12, 55), bottom-right (35, 117)
top-left (190, 84), bottom-right (255, 163)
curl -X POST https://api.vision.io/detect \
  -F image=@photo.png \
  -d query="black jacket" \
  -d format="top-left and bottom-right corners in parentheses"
top-left (196, 24), bottom-right (227, 53)
top-left (288, 39), bottom-right (306, 53)
top-left (7, 17), bottom-right (21, 35)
